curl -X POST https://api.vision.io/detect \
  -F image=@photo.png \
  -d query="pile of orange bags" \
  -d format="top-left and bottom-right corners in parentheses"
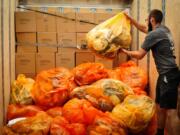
top-left (4, 98), bottom-right (127, 135)
top-left (72, 63), bottom-right (108, 86)
top-left (4, 61), bottom-right (155, 135)
top-left (31, 68), bottom-right (76, 109)
top-left (110, 61), bottom-right (148, 95)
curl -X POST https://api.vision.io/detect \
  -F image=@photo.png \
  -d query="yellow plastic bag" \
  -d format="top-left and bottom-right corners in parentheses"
top-left (112, 95), bottom-right (155, 133)
top-left (87, 12), bottom-right (131, 59)
top-left (71, 79), bottom-right (134, 111)
top-left (10, 74), bottom-right (35, 105)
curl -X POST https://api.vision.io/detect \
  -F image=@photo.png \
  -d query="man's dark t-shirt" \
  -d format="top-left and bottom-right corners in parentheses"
top-left (141, 25), bottom-right (177, 74)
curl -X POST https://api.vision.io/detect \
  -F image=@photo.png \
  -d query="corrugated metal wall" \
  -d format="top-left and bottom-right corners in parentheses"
top-left (0, 0), bottom-right (16, 134)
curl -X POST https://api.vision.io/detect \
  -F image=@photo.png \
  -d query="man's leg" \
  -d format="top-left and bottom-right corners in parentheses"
top-left (156, 104), bottom-right (167, 135)
top-left (166, 109), bottom-right (180, 135)
top-left (177, 83), bottom-right (180, 119)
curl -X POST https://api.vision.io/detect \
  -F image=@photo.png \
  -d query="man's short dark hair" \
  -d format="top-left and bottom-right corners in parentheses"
top-left (149, 9), bottom-right (163, 23)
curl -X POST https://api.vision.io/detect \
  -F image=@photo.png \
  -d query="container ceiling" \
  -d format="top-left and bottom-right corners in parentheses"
top-left (18, 0), bottom-right (133, 8)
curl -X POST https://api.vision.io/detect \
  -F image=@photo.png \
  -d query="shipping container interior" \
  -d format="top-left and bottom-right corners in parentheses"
top-left (0, 0), bottom-right (180, 134)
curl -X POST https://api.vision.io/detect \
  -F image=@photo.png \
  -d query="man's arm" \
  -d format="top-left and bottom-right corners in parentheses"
top-left (124, 12), bottom-right (148, 34)
top-left (121, 48), bottom-right (147, 60)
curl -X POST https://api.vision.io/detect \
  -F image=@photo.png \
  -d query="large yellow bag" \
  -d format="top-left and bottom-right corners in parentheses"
top-left (112, 95), bottom-right (155, 133)
top-left (87, 12), bottom-right (131, 59)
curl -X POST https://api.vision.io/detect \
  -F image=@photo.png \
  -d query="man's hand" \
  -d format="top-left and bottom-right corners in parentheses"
top-left (123, 10), bottom-right (133, 22)
top-left (123, 10), bottom-right (148, 34)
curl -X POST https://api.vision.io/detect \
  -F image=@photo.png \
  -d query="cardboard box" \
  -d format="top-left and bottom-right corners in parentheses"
top-left (58, 33), bottom-right (76, 47)
top-left (36, 13), bottom-right (56, 32)
top-left (37, 32), bottom-right (57, 52)
top-left (15, 53), bottom-right (36, 74)
top-left (118, 53), bottom-right (128, 65)
top-left (76, 51), bottom-right (95, 66)
top-left (76, 12), bottom-right (95, 32)
top-left (57, 13), bottom-right (76, 33)
top-left (94, 13), bottom-right (115, 24)
top-left (95, 56), bottom-right (114, 69)
top-left (36, 53), bottom-right (55, 73)
top-left (16, 73), bottom-right (36, 79)
top-left (56, 48), bottom-right (75, 69)
top-left (17, 46), bottom-right (37, 53)
top-left (16, 32), bottom-right (37, 52)
top-left (15, 11), bottom-right (36, 32)
top-left (16, 33), bottom-right (36, 44)
top-left (76, 33), bottom-right (87, 49)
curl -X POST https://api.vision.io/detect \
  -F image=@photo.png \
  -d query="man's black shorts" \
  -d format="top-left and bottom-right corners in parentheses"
top-left (155, 68), bottom-right (180, 109)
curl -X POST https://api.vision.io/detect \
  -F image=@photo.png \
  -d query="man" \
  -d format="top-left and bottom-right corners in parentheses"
top-left (121, 9), bottom-right (180, 135)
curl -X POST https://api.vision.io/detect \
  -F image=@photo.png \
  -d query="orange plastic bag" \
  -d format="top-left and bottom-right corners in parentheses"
top-left (62, 98), bottom-right (105, 125)
top-left (46, 107), bottom-right (63, 118)
top-left (87, 115), bottom-right (127, 135)
top-left (7, 104), bottom-right (43, 121)
top-left (111, 61), bottom-right (148, 94)
top-left (3, 112), bottom-right (52, 135)
top-left (133, 88), bottom-right (147, 95)
top-left (72, 63), bottom-right (108, 86)
top-left (31, 68), bottom-right (76, 109)
top-left (50, 116), bottom-right (86, 135)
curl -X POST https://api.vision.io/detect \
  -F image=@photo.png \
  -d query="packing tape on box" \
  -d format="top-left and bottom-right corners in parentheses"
top-left (16, 42), bottom-right (78, 48)
top-left (17, 6), bottom-right (98, 25)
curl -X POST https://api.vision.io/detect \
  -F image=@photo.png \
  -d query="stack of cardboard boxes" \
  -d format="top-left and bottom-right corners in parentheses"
top-left (36, 12), bottom-right (57, 73)
top-left (15, 8), bottom-right (127, 78)
top-left (15, 11), bottom-right (37, 78)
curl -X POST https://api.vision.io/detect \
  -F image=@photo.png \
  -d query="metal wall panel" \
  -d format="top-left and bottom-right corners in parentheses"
top-left (0, 0), bottom-right (16, 132)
